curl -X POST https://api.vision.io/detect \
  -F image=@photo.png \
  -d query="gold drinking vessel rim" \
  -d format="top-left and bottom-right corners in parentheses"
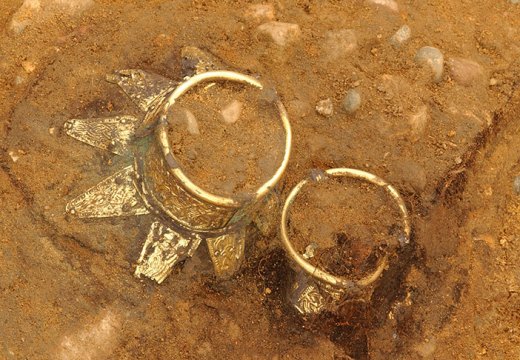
top-left (155, 70), bottom-right (292, 208)
top-left (280, 168), bottom-right (411, 289)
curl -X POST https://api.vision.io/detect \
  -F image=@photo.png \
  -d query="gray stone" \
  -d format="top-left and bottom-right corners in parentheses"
top-left (342, 89), bottom-right (361, 113)
top-left (415, 46), bottom-right (444, 82)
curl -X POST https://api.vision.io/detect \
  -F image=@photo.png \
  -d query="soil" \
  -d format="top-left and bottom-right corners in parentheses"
top-left (289, 176), bottom-right (401, 279)
top-left (2, 0), bottom-right (520, 359)
top-left (167, 82), bottom-right (285, 197)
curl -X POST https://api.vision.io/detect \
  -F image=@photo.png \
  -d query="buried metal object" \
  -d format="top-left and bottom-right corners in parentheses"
top-left (64, 48), bottom-right (292, 283)
top-left (280, 168), bottom-right (411, 316)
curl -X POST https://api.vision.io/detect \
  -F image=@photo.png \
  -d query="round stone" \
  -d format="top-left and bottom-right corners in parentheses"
top-left (342, 89), bottom-right (361, 114)
top-left (415, 46), bottom-right (444, 82)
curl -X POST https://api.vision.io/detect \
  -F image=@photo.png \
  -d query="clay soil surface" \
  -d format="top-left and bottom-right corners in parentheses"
top-left (1, 0), bottom-right (520, 359)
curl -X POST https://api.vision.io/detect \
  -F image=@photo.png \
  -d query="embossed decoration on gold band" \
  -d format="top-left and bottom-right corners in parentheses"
top-left (62, 47), bottom-right (292, 284)
top-left (280, 168), bottom-right (411, 315)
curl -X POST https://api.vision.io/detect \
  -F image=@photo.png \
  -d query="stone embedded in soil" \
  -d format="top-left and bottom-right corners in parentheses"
top-left (390, 25), bottom-right (411, 47)
top-left (447, 57), bottom-right (485, 86)
top-left (322, 29), bottom-right (357, 61)
top-left (316, 98), bottom-right (334, 117)
top-left (408, 105), bottom-right (428, 140)
top-left (8, 0), bottom-right (93, 35)
top-left (392, 159), bottom-right (427, 193)
top-left (221, 100), bottom-right (243, 124)
top-left (367, 0), bottom-right (399, 12)
top-left (415, 46), bottom-right (444, 82)
top-left (184, 109), bottom-right (200, 135)
top-left (513, 176), bottom-right (520, 194)
top-left (256, 21), bottom-right (301, 46)
top-left (21, 60), bottom-right (36, 73)
top-left (288, 99), bottom-right (312, 118)
top-left (244, 4), bottom-right (275, 23)
top-left (342, 89), bottom-right (361, 113)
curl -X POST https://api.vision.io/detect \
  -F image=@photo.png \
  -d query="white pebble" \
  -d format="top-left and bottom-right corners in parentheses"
top-left (244, 4), bottom-right (275, 23)
top-left (257, 21), bottom-right (301, 46)
top-left (316, 99), bottom-right (334, 117)
top-left (221, 100), bottom-right (243, 124)
top-left (8, 151), bottom-right (19, 163)
top-left (367, 0), bottom-right (399, 12)
top-left (342, 89), bottom-right (361, 113)
top-left (415, 46), bottom-right (444, 82)
top-left (184, 109), bottom-right (200, 135)
top-left (390, 25), bottom-right (411, 46)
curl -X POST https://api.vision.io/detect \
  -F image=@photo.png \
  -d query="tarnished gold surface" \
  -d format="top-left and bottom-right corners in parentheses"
top-left (142, 141), bottom-right (238, 230)
top-left (66, 165), bottom-right (149, 218)
top-left (135, 221), bottom-right (202, 283)
top-left (281, 168), bottom-right (411, 316)
top-left (63, 48), bottom-right (291, 283)
top-left (206, 228), bottom-right (246, 279)
top-left (292, 281), bottom-right (326, 315)
top-left (64, 115), bottom-right (139, 156)
top-left (106, 69), bottom-right (176, 112)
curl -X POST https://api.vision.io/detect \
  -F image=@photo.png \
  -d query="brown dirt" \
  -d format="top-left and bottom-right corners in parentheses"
top-left (289, 176), bottom-right (401, 279)
top-left (2, 0), bottom-right (520, 359)
top-left (168, 82), bottom-right (285, 197)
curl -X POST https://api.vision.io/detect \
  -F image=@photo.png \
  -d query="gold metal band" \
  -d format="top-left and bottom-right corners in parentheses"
top-left (156, 70), bottom-right (292, 208)
top-left (280, 168), bottom-right (411, 289)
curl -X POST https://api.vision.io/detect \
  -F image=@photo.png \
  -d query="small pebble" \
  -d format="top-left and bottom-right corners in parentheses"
top-left (21, 60), bottom-right (36, 73)
top-left (342, 89), bottom-right (361, 113)
top-left (8, 151), bottom-right (19, 163)
top-left (408, 106), bottom-right (428, 140)
top-left (14, 74), bottom-right (27, 86)
top-left (447, 57), bottom-right (484, 86)
top-left (245, 4), bottom-right (275, 23)
top-left (367, 0), bottom-right (399, 12)
top-left (303, 242), bottom-right (318, 259)
top-left (489, 78), bottom-right (498, 86)
top-left (184, 109), bottom-right (200, 135)
top-left (393, 159), bottom-right (427, 193)
top-left (221, 100), bottom-right (243, 124)
top-left (288, 99), bottom-right (312, 118)
top-left (415, 46), bottom-right (444, 82)
top-left (513, 176), bottom-right (520, 194)
top-left (315, 98), bottom-right (334, 117)
top-left (322, 29), bottom-right (357, 61)
top-left (256, 21), bottom-right (301, 46)
top-left (390, 25), bottom-right (411, 47)
top-left (48, 127), bottom-right (56, 135)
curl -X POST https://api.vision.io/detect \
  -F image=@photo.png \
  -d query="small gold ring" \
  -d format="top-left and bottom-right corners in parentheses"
top-left (157, 70), bottom-right (292, 208)
top-left (280, 168), bottom-right (411, 289)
